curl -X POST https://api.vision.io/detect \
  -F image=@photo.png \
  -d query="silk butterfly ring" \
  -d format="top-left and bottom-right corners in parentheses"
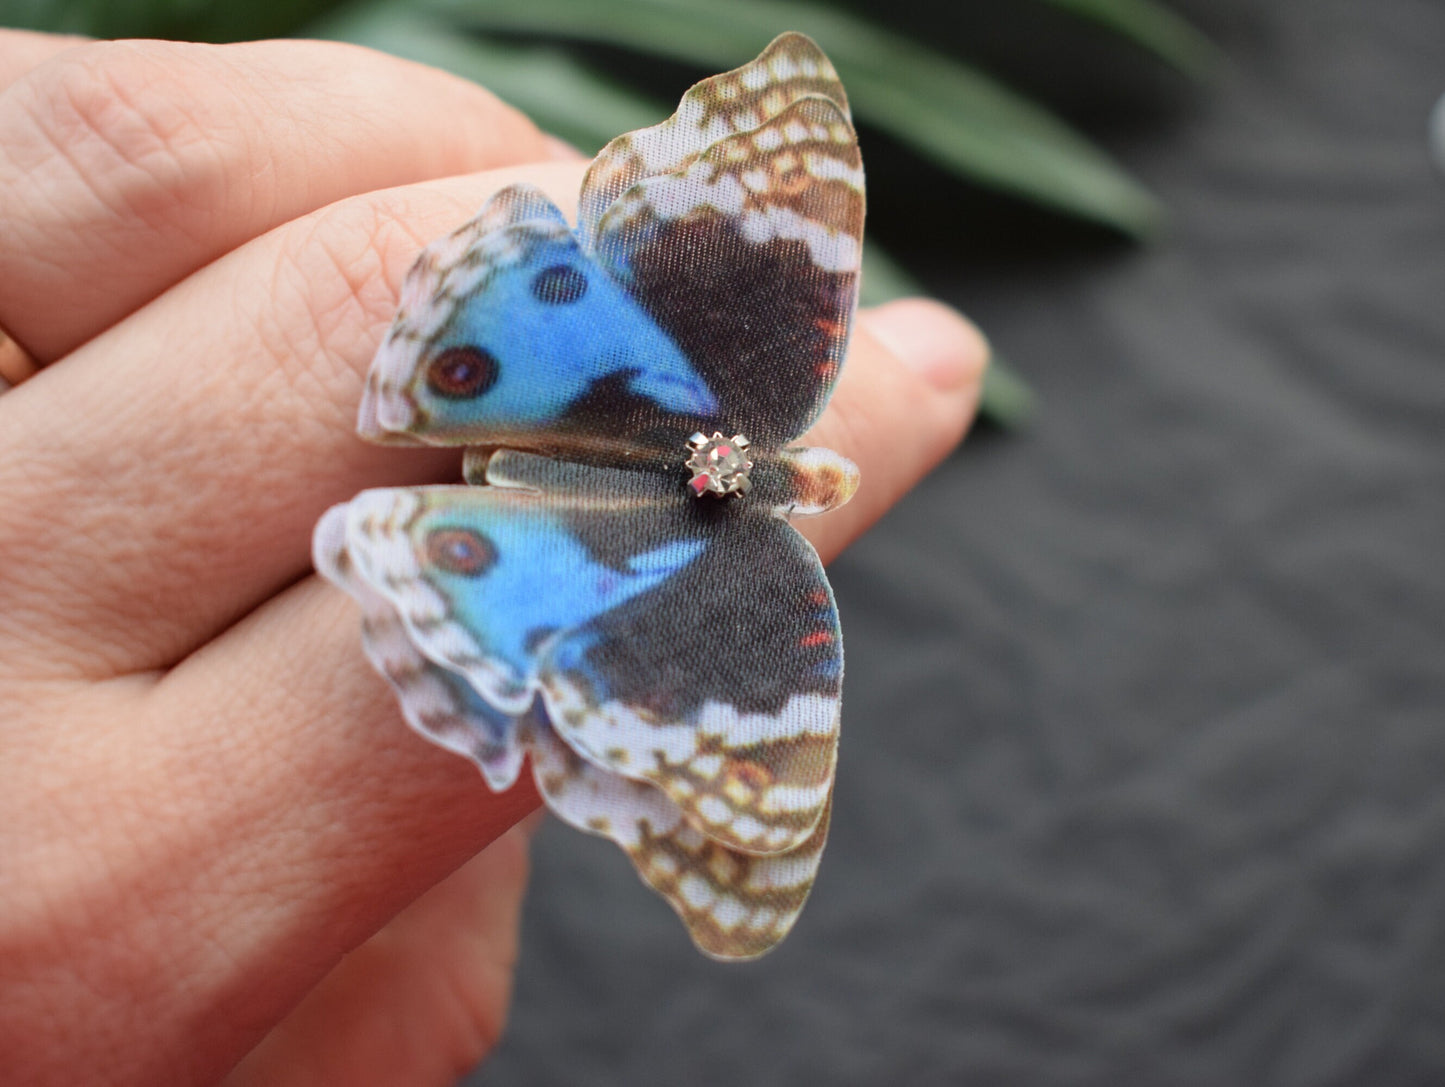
top-left (314, 32), bottom-right (865, 959)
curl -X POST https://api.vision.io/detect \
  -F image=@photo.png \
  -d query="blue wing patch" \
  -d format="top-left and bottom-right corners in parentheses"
top-left (338, 486), bottom-right (704, 712)
top-left (363, 220), bottom-right (718, 450)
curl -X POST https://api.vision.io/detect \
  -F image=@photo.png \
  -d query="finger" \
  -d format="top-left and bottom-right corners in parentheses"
top-left (0, 28), bottom-right (86, 91)
top-left (5, 297), bottom-right (982, 1081)
top-left (0, 162), bottom-right (586, 679)
top-left (0, 162), bottom-right (982, 680)
top-left (799, 298), bottom-right (990, 560)
top-left (225, 822), bottom-right (535, 1087)
top-left (0, 37), bottom-right (553, 361)
top-left (1, 581), bottom-right (544, 1087)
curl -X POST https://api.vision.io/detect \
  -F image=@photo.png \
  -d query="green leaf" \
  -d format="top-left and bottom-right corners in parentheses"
top-left (6, 0), bottom-right (1169, 234)
top-left (419, 0), bottom-right (1162, 236)
top-left (1037, 0), bottom-right (1221, 77)
top-left (0, 0), bottom-right (345, 40)
top-left (976, 354), bottom-right (1036, 429)
top-left (859, 244), bottom-right (923, 310)
top-left (309, 2), bottom-right (666, 153)
top-left (862, 246), bottom-right (1034, 428)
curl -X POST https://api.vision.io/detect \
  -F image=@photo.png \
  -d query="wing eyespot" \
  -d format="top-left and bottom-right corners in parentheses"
top-left (531, 264), bottom-right (589, 305)
top-left (425, 528), bottom-right (497, 577)
top-left (426, 346), bottom-right (499, 399)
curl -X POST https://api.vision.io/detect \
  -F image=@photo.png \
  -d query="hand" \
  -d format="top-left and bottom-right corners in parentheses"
top-left (0, 31), bottom-right (988, 1086)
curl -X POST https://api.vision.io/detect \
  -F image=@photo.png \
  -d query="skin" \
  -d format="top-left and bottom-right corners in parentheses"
top-left (0, 32), bottom-right (990, 1087)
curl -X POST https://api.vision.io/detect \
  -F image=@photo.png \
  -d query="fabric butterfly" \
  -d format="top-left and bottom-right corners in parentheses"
top-left (314, 32), bottom-right (865, 959)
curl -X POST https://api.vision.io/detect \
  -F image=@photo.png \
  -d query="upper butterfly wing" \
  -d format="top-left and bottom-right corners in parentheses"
top-left (358, 34), bottom-right (863, 465)
top-left (577, 31), bottom-right (851, 248)
top-left (591, 93), bottom-right (864, 452)
top-left (358, 188), bottom-right (719, 452)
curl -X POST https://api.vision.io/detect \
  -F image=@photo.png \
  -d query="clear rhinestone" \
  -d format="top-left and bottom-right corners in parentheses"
top-left (685, 431), bottom-right (753, 497)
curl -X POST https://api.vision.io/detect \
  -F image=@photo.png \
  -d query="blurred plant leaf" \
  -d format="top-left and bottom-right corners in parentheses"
top-left (973, 353), bottom-right (1036, 429)
top-left (863, 246), bottom-right (1034, 427)
top-left (859, 245), bottom-right (924, 311)
top-left (0, 0), bottom-right (345, 40)
top-left (312, 2), bottom-right (665, 152)
top-left (3, 0), bottom-right (1202, 237)
top-left (419, 0), bottom-right (1163, 237)
top-left (1038, 0), bottom-right (1221, 76)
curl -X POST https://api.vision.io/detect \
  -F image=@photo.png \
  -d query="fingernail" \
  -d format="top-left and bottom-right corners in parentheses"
top-left (861, 298), bottom-right (989, 393)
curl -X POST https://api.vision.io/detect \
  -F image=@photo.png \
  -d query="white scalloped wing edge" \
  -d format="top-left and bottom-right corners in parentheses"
top-left (542, 670), bottom-right (838, 854)
top-left (313, 503), bottom-right (526, 791)
top-left (340, 489), bottom-right (534, 714)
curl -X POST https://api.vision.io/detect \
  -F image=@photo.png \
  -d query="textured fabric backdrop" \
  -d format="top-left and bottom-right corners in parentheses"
top-left (472, 1), bottom-right (1445, 1082)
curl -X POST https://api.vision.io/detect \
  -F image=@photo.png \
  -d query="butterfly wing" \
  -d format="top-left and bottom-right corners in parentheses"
top-left (359, 203), bottom-right (718, 453)
top-left (536, 505), bottom-right (843, 855)
top-left (526, 715), bottom-right (830, 960)
top-left (318, 482), bottom-right (837, 954)
top-left (589, 91), bottom-right (864, 452)
top-left (314, 503), bottom-right (525, 791)
top-left (325, 469), bottom-right (841, 856)
top-left (358, 34), bottom-right (863, 470)
top-left (577, 31), bottom-right (851, 249)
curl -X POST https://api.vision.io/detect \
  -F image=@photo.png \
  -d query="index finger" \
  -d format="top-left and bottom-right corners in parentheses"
top-left (0, 37), bottom-right (555, 362)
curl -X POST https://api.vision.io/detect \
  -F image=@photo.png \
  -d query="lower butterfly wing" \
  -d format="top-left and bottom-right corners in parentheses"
top-left (538, 510), bottom-right (843, 856)
top-left (313, 504), bottom-right (525, 791)
top-left (318, 491), bottom-right (832, 957)
top-left (524, 715), bottom-right (830, 960)
top-left (323, 479), bottom-right (841, 855)
top-left (330, 486), bottom-right (705, 715)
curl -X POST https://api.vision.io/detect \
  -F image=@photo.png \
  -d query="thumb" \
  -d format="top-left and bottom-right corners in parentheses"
top-left (802, 298), bottom-right (990, 563)
top-left (225, 819), bottom-right (539, 1087)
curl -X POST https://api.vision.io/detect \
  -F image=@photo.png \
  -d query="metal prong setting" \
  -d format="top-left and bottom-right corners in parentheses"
top-left (685, 431), bottom-right (753, 497)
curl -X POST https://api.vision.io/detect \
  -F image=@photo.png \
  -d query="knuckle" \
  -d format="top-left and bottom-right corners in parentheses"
top-left (6, 41), bottom-right (237, 226)
top-left (261, 197), bottom-right (430, 403)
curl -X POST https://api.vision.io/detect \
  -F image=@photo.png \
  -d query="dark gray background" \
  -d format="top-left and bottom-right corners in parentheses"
top-left (473, 2), bottom-right (1445, 1083)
